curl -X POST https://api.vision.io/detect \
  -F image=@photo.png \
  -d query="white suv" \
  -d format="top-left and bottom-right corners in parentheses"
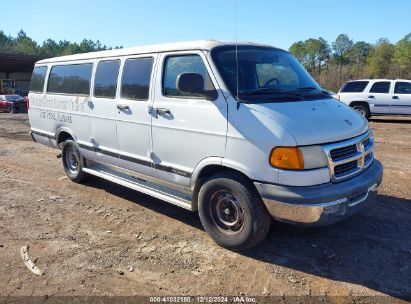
top-left (337, 79), bottom-right (411, 118)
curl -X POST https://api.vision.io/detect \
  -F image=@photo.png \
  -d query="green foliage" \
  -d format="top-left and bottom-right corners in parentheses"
top-left (0, 29), bottom-right (121, 57)
top-left (366, 38), bottom-right (394, 78)
top-left (290, 33), bottom-right (411, 91)
top-left (289, 38), bottom-right (330, 73)
top-left (332, 34), bottom-right (353, 62)
top-left (348, 41), bottom-right (373, 77)
top-left (393, 33), bottom-right (411, 78)
top-left (289, 41), bottom-right (306, 64)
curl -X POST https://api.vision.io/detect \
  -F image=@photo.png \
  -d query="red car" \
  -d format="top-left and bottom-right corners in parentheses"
top-left (0, 94), bottom-right (28, 113)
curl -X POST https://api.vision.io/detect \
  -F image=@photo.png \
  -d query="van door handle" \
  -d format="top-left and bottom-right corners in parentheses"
top-left (392, 96), bottom-right (399, 100)
top-left (156, 107), bottom-right (171, 115)
top-left (117, 104), bottom-right (130, 110)
top-left (368, 95), bottom-right (375, 99)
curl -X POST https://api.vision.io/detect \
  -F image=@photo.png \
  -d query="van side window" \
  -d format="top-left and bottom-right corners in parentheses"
top-left (162, 55), bottom-right (215, 98)
top-left (94, 60), bottom-right (120, 98)
top-left (47, 63), bottom-right (93, 95)
top-left (121, 57), bottom-right (153, 100)
top-left (369, 81), bottom-right (390, 94)
top-left (30, 66), bottom-right (48, 93)
top-left (394, 82), bottom-right (411, 94)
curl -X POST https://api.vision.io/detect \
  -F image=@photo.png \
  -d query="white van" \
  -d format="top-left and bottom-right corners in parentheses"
top-left (28, 40), bottom-right (383, 251)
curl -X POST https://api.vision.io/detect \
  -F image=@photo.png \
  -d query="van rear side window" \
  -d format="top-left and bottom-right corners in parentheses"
top-left (341, 81), bottom-right (369, 93)
top-left (30, 66), bottom-right (48, 93)
top-left (47, 63), bottom-right (93, 95)
top-left (121, 57), bottom-right (153, 100)
top-left (94, 60), bottom-right (120, 98)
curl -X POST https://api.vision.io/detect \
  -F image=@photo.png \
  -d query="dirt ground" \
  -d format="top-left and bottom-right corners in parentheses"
top-left (0, 113), bottom-right (410, 303)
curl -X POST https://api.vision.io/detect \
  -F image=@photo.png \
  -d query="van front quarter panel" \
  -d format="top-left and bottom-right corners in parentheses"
top-left (224, 96), bottom-right (297, 185)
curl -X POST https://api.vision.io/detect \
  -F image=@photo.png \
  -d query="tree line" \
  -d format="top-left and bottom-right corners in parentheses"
top-left (0, 30), bottom-right (122, 58)
top-left (290, 33), bottom-right (411, 91)
top-left (1, 30), bottom-right (410, 92)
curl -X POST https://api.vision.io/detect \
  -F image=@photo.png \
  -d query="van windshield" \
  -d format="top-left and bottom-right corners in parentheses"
top-left (211, 45), bottom-right (329, 103)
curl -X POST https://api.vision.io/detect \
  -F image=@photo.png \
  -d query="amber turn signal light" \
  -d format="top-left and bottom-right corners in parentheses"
top-left (270, 147), bottom-right (304, 170)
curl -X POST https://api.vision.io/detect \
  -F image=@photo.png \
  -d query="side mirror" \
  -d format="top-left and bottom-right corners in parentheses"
top-left (176, 73), bottom-right (204, 95)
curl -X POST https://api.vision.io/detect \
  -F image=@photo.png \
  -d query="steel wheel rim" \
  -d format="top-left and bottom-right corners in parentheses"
top-left (65, 146), bottom-right (79, 174)
top-left (353, 106), bottom-right (366, 117)
top-left (210, 190), bottom-right (245, 235)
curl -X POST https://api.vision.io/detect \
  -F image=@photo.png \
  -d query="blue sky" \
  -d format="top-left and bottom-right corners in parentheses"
top-left (3, 0), bottom-right (410, 50)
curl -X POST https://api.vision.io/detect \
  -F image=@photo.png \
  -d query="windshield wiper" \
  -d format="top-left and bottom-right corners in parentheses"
top-left (240, 88), bottom-right (303, 97)
top-left (240, 88), bottom-right (284, 95)
top-left (295, 86), bottom-right (317, 91)
top-left (239, 88), bottom-right (303, 101)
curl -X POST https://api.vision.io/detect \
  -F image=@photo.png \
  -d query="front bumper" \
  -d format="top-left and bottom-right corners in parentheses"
top-left (254, 160), bottom-right (383, 226)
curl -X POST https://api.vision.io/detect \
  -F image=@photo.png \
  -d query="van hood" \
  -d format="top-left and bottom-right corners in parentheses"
top-left (245, 99), bottom-right (368, 146)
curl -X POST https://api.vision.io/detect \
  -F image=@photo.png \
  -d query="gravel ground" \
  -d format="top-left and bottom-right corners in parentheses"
top-left (0, 113), bottom-right (410, 303)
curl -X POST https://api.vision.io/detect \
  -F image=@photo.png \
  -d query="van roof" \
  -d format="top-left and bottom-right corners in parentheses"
top-left (36, 40), bottom-right (284, 64)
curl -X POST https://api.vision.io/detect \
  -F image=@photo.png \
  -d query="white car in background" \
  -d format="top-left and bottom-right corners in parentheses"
top-left (337, 79), bottom-right (411, 118)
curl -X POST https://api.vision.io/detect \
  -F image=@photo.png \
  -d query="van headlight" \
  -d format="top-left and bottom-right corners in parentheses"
top-left (269, 146), bottom-right (328, 170)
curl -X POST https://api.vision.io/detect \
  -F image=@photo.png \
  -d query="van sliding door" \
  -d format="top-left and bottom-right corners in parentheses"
top-left (114, 55), bottom-right (157, 178)
top-left (89, 59), bottom-right (121, 166)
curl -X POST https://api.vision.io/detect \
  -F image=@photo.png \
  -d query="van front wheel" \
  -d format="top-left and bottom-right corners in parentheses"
top-left (62, 140), bottom-right (87, 183)
top-left (198, 172), bottom-right (271, 251)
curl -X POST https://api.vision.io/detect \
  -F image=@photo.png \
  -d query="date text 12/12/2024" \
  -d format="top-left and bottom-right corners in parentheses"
top-left (149, 296), bottom-right (257, 303)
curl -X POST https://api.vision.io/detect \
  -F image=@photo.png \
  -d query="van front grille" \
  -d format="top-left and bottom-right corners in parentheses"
top-left (324, 131), bottom-right (374, 182)
top-left (334, 160), bottom-right (359, 178)
top-left (330, 144), bottom-right (357, 161)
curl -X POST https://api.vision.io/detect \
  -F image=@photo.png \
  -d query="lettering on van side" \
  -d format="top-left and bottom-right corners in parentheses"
top-left (30, 97), bottom-right (86, 113)
top-left (40, 110), bottom-right (72, 124)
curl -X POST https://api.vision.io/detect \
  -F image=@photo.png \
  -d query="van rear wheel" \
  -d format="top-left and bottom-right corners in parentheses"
top-left (198, 172), bottom-right (271, 251)
top-left (62, 140), bottom-right (87, 183)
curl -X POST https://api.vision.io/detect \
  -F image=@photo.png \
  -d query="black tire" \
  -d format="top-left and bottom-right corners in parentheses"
top-left (198, 171), bottom-right (271, 251)
top-left (62, 140), bottom-right (87, 183)
top-left (352, 104), bottom-right (370, 119)
top-left (8, 105), bottom-right (14, 114)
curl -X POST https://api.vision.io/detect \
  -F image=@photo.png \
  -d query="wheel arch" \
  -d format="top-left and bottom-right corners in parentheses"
top-left (191, 160), bottom-right (257, 211)
top-left (56, 127), bottom-right (75, 149)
